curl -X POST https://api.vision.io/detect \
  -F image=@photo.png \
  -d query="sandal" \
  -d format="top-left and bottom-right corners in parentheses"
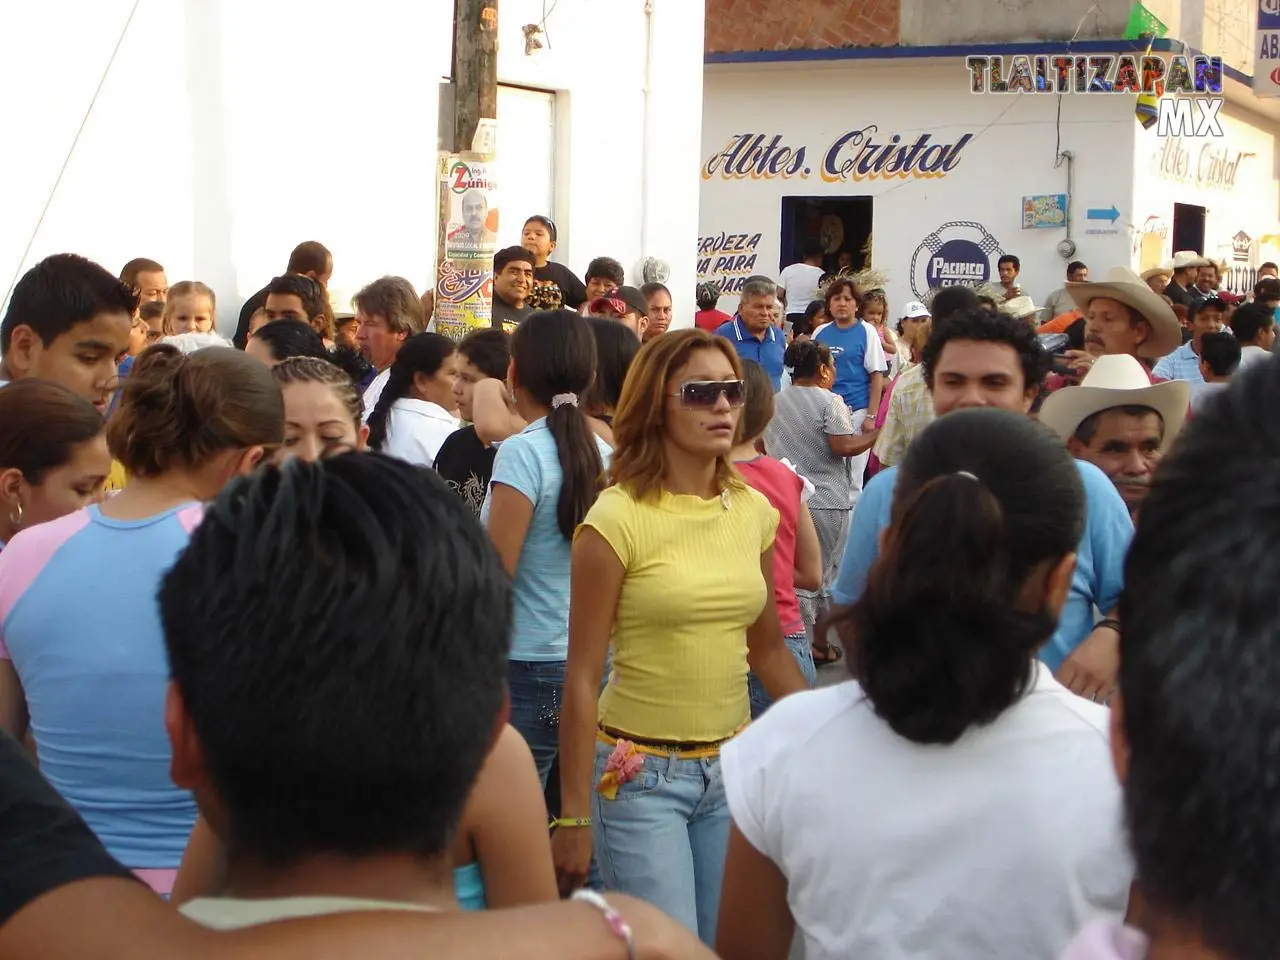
top-left (811, 643), bottom-right (845, 667)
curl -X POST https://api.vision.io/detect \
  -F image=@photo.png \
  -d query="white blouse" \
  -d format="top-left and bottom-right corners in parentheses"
top-left (383, 399), bottom-right (460, 469)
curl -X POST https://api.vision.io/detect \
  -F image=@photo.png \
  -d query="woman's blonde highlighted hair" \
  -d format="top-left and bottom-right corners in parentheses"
top-left (609, 327), bottom-right (746, 502)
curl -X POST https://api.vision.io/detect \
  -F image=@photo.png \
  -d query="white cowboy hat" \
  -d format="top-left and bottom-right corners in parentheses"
top-left (901, 300), bottom-right (930, 319)
top-left (1039, 354), bottom-right (1189, 453)
top-left (1140, 263), bottom-right (1172, 281)
top-left (1065, 265), bottom-right (1184, 358)
top-left (1171, 250), bottom-right (1211, 271)
top-left (998, 295), bottom-right (1039, 321)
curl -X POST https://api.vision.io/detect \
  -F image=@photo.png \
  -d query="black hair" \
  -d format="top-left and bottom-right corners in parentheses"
top-left (286, 241), bottom-right (332, 277)
top-left (511, 310), bottom-right (604, 539)
top-left (1230, 302), bottom-right (1275, 344)
top-left (784, 339), bottom-right (833, 380)
top-left (1118, 360), bottom-right (1280, 959)
top-left (494, 245), bottom-right (536, 274)
top-left (583, 316), bottom-right (639, 416)
top-left (922, 308), bottom-right (1049, 395)
top-left (695, 281), bottom-right (721, 312)
top-left (328, 344), bottom-right (374, 385)
top-left (930, 285), bottom-right (982, 323)
top-left (266, 275), bottom-right (326, 321)
top-left (1067, 260), bottom-right (1087, 275)
top-left (1260, 261), bottom-right (1278, 272)
top-left (639, 281), bottom-right (671, 302)
top-left (823, 277), bottom-right (859, 314)
top-left (2, 253), bottom-right (138, 353)
top-left (848, 408), bottom-right (1083, 744)
top-left (523, 215), bottom-right (557, 242)
top-left (160, 452), bottom-right (510, 865)
top-left (1200, 331), bottom-right (1241, 377)
top-left (251, 319), bottom-right (329, 364)
top-left (1189, 296), bottom-right (1228, 324)
top-left (457, 328), bottom-right (511, 381)
top-left (585, 257), bottom-right (625, 286)
top-left (366, 333), bottom-right (457, 451)
top-left (737, 359), bottom-right (775, 442)
top-left (794, 300), bottom-right (824, 338)
top-left (1254, 277), bottom-right (1280, 301)
top-left (801, 238), bottom-right (825, 261)
top-left (997, 254), bottom-right (1021, 272)
top-left (120, 257), bottom-right (165, 288)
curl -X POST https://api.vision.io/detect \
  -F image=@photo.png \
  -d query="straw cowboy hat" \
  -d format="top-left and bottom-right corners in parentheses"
top-left (1039, 354), bottom-right (1189, 453)
top-left (1170, 250), bottom-right (1211, 271)
top-left (1140, 263), bottom-right (1172, 282)
top-left (1065, 265), bottom-right (1183, 358)
top-left (998, 295), bottom-right (1039, 321)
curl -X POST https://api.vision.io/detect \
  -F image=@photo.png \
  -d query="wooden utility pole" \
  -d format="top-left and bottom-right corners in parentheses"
top-left (452, 0), bottom-right (498, 156)
top-left (435, 0), bottom-right (499, 341)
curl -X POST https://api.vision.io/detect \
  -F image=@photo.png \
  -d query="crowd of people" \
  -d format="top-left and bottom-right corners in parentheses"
top-left (0, 224), bottom-right (1277, 960)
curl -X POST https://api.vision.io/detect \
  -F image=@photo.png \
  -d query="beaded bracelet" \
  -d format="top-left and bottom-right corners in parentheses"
top-left (572, 889), bottom-right (636, 960)
top-left (549, 816), bottom-right (592, 829)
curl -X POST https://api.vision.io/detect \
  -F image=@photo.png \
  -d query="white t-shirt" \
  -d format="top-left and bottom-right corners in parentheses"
top-left (383, 398), bottom-right (460, 469)
top-left (779, 263), bottom-right (825, 314)
top-left (361, 368), bottom-right (391, 424)
top-left (722, 666), bottom-right (1131, 960)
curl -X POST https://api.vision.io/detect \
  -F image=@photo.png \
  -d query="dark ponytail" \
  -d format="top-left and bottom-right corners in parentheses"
top-left (511, 310), bottom-right (604, 540)
top-left (784, 339), bottom-right (831, 380)
top-left (845, 408), bottom-right (1084, 745)
top-left (367, 333), bottom-right (456, 451)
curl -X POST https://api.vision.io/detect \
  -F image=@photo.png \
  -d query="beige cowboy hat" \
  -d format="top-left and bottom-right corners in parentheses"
top-left (1171, 250), bottom-right (1211, 271)
top-left (1065, 265), bottom-right (1183, 358)
top-left (1039, 354), bottom-right (1189, 453)
top-left (1140, 263), bottom-right (1172, 282)
top-left (998, 295), bottom-right (1039, 321)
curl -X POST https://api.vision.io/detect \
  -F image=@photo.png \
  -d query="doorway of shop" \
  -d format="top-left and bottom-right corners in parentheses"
top-left (1171, 202), bottom-right (1206, 257)
top-left (779, 196), bottom-right (873, 275)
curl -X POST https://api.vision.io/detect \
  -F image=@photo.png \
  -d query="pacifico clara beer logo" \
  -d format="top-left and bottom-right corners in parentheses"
top-left (701, 126), bottom-right (974, 184)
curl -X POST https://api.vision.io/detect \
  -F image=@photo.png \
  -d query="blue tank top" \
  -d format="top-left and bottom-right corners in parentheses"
top-left (453, 861), bottom-right (487, 911)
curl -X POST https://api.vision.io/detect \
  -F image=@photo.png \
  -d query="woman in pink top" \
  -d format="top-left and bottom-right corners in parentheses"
top-left (731, 360), bottom-right (821, 716)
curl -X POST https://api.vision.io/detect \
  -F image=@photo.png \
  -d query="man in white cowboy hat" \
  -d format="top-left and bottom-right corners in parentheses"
top-left (1140, 262), bottom-right (1172, 297)
top-left (998, 294), bottom-right (1040, 325)
top-left (1162, 250), bottom-right (1210, 307)
top-left (1059, 265), bottom-right (1184, 385)
top-left (1040, 354), bottom-right (1189, 517)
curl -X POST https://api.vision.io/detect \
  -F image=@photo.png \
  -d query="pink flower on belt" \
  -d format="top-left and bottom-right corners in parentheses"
top-left (596, 739), bottom-right (645, 800)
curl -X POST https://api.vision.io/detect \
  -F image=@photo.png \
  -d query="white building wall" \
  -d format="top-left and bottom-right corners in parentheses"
top-left (0, 0), bottom-right (704, 331)
top-left (700, 60), bottom-right (1138, 316)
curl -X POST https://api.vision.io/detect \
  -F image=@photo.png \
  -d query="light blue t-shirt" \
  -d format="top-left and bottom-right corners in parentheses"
top-left (830, 460), bottom-right (1132, 670)
top-left (0, 503), bottom-right (203, 871)
top-left (481, 418), bottom-right (612, 661)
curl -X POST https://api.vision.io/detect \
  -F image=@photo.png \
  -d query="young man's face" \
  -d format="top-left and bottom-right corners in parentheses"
top-left (1192, 307), bottom-right (1224, 344)
top-left (930, 339), bottom-right (1035, 418)
top-left (264, 292), bottom-right (310, 325)
top-left (585, 275), bottom-right (618, 302)
top-left (998, 261), bottom-right (1019, 285)
top-left (135, 270), bottom-right (168, 303)
top-left (7, 312), bottom-right (132, 413)
top-left (1067, 265), bottom-right (1088, 282)
top-left (453, 354), bottom-right (490, 422)
top-left (355, 310), bottom-right (405, 371)
top-left (493, 260), bottom-right (534, 306)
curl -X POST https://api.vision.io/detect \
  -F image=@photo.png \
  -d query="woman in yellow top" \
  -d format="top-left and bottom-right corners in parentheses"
top-left (554, 328), bottom-right (807, 946)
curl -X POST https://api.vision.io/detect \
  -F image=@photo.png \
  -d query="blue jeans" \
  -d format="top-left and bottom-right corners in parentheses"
top-left (507, 659), bottom-right (565, 790)
top-left (748, 631), bottom-right (817, 720)
top-left (591, 739), bottom-right (729, 946)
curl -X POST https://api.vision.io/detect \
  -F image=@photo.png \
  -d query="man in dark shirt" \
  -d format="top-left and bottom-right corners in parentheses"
top-left (1161, 250), bottom-right (1208, 308)
top-left (521, 215), bottom-right (588, 309)
top-left (233, 241), bottom-right (333, 348)
top-left (491, 246), bottom-right (535, 332)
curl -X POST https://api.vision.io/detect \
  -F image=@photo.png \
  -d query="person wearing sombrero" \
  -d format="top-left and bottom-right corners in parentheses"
top-left (1040, 354), bottom-right (1189, 518)
top-left (1053, 266), bottom-right (1184, 388)
top-left (1139, 262), bottom-right (1171, 297)
top-left (1161, 251), bottom-right (1210, 307)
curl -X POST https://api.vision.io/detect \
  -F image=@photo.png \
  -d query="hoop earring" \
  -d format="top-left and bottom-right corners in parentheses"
top-left (9, 500), bottom-right (23, 531)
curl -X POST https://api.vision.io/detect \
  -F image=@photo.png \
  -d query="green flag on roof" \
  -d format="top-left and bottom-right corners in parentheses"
top-left (1123, 2), bottom-right (1168, 40)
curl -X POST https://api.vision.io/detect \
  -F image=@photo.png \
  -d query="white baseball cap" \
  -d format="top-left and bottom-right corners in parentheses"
top-left (901, 300), bottom-right (931, 319)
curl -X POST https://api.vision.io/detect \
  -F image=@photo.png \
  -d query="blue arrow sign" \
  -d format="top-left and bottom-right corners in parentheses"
top-left (1087, 206), bottom-right (1121, 223)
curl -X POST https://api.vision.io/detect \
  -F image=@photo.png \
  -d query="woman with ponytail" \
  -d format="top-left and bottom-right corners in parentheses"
top-left (366, 332), bottom-right (460, 468)
top-left (482, 310), bottom-right (609, 790)
top-left (716, 407), bottom-right (1131, 960)
top-left (0, 345), bottom-right (283, 897)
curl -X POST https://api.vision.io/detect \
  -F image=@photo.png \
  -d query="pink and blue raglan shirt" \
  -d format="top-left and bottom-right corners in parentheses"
top-left (0, 503), bottom-right (203, 891)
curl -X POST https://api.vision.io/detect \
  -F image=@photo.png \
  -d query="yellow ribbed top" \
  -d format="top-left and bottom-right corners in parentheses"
top-left (579, 482), bottom-right (778, 743)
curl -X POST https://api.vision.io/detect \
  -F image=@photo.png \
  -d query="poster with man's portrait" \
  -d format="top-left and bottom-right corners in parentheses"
top-left (442, 156), bottom-right (498, 260)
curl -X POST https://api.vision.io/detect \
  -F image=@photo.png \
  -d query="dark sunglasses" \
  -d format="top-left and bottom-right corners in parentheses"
top-left (671, 379), bottom-right (746, 409)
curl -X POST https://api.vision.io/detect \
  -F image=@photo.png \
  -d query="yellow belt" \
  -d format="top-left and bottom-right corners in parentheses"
top-left (595, 726), bottom-right (737, 761)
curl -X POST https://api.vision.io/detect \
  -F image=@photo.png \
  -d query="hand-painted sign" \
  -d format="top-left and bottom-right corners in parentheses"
top-left (909, 221), bottom-right (1004, 299)
top-left (702, 127), bottom-right (974, 184)
top-left (434, 260), bottom-right (493, 342)
top-left (696, 232), bottom-right (764, 295)
top-left (1022, 194), bottom-right (1068, 229)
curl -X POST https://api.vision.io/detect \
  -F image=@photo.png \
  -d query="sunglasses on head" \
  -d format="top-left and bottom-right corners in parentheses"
top-left (672, 379), bottom-right (746, 409)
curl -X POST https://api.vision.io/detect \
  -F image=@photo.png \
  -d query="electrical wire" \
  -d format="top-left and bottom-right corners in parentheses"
top-left (3, 0), bottom-right (142, 310)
